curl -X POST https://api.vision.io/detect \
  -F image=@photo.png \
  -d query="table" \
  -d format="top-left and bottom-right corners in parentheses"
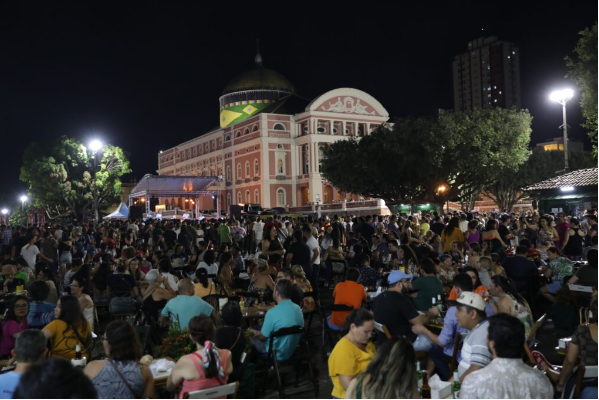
top-left (242, 304), bottom-right (275, 319)
top-left (151, 357), bottom-right (175, 390)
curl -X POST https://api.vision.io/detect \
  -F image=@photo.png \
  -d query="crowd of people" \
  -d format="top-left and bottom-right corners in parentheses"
top-left (0, 208), bottom-right (596, 398)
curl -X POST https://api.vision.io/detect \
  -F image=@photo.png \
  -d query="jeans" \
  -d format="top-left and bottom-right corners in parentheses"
top-left (429, 345), bottom-right (451, 381)
top-left (308, 264), bottom-right (320, 296)
top-left (413, 333), bottom-right (433, 352)
top-left (250, 337), bottom-right (268, 359)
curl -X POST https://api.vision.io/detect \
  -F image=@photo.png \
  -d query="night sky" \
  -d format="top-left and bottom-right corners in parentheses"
top-left (0, 0), bottom-right (596, 204)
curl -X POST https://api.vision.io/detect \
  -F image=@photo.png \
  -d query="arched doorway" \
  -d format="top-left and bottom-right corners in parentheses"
top-left (300, 187), bottom-right (310, 206)
top-left (324, 186), bottom-right (334, 203)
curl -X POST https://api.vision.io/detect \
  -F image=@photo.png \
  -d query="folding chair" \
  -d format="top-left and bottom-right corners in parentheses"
top-left (266, 326), bottom-right (319, 399)
top-left (182, 381), bottom-right (239, 399)
top-left (321, 303), bottom-right (354, 356)
top-left (449, 332), bottom-right (464, 373)
top-left (374, 321), bottom-right (392, 340)
top-left (524, 314), bottom-right (546, 366)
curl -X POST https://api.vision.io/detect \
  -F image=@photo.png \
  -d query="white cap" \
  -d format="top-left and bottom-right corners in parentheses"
top-left (456, 291), bottom-right (485, 311)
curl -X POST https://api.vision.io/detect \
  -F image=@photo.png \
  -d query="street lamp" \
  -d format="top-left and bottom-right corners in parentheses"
top-left (436, 185), bottom-right (449, 214)
top-left (87, 139), bottom-right (104, 220)
top-left (549, 89), bottom-right (574, 172)
top-left (89, 139), bottom-right (103, 153)
top-left (19, 195), bottom-right (28, 212)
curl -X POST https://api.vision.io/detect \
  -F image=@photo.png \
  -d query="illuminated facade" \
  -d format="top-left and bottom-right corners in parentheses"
top-left (536, 137), bottom-right (584, 152)
top-left (157, 54), bottom-right (390, 212)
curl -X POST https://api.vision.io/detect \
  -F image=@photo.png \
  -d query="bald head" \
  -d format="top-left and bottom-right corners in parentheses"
top-left (177, 278), bottom-right (194, 295)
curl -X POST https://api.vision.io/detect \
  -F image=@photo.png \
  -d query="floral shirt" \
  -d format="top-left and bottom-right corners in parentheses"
top-left (547, 257), bottom-right (573, 281)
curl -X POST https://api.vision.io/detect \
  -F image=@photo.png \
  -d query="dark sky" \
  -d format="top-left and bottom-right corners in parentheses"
top-left (0, 0), bottom-right (596, 203)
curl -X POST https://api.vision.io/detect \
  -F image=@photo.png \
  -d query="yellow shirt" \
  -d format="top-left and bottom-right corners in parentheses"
top-left (45, 319), bottom-right (91, 360)
top-left (440, 227), bottom-right (465, 253)
top-left (194, 282), bottom-right (216, 298)
top-left (420, 222), bottom-right (430, 236)
top-left (328, 336), bottom-right (376, 398)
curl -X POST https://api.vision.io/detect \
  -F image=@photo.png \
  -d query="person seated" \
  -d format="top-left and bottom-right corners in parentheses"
top-left (142, 270), bottom-right (176, 324)
top-left (158, 258), bottom-right (180, 291)
top-left (0, 296), bottom-right (29, 358)
top-left (42, 296), bottom-right (92, 360)
top-left (0, 264), bottom-right (26, 293)
top-left (328, 268), bottom-right (367, 330)
top-left (196, 250), bottom-right (218, 279)
top-left (371, 270), bottom-right (438, 351)
top-left (167, 315), bottom-right (233, 398)
top-left (12, 358), bottom-right (97, 399)
top-left (107, 260), bottom-right (139, 314)
top-left (454, 292), bottom-right (491, 383)
top-left (328, 308), bottom-right (376, 399)
top-left (91, 262), bottom-right (112, 303)
top-left (0, 329), bottom-right (48, 399)
top-left (540, 246), bottom-right (573, 303)
top-left (69, 276), bottom-right (95, 332)
top-left (160, 279), bottom-right (215, 330)
top-left (249, 280), bottom-right (304, 361)
top-left (534, 293), bottom-right (598, 398)
top-left (411, 257), bottom-right (443, 312)
top-left (214, 302), bottom-right (247, 383)
top-left (356, 254), bottom-right (379, 289)
top-left (448, 266), bottom-right (489, 300)
top-left (275, 267), bottom-right (304, 308)
top-left (84, 320), bottom-right (155, 399)
top-left (486, 275), bottom-right (533, 338)
top-left (459, 314), bottom-right (553, 399)
top-left (345, 336), bottom-right (418, 399)
top-left (247, 259), bottom-right (275, 305)
top-left (569, 248), bottom-right (597, 288)
top-left (291, 265), bottom-right (315, 313)
top-left (501, 245), bottom-right (538, 295)
top-left (27, 281), bottom-right (55, 329)
top-left (437, 254), bottom-right (456, 287)
top-left (217, 252), bottom-right (234, 295)
top-left (194, 268), bottom-right (217, 298)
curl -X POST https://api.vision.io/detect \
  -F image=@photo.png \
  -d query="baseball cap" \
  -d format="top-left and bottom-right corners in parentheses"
top-left (388, 270), bottom-right (413, 285)
top-left (456, 291), bottom-right (485, 311)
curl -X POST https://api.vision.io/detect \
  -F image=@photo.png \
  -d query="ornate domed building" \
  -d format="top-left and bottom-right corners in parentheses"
top-left (157, 51), bottom-right (391, 215)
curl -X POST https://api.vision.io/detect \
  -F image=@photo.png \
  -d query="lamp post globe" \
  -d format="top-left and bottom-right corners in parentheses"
top-left (89, 139), bottom-right (103, 153)
top-left (549, 88), bottom-right (575, 172)
top-left (19, 195), bottom-right (28, 212)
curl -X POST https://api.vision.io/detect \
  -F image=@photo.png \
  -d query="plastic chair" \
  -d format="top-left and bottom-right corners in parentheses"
top-left (182, 381), bottom-right (239, 399)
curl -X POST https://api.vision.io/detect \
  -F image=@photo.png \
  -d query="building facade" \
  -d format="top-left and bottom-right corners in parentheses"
top-left (453, 36), bottom-right (521, 112)
top-left (157, 55), bottom-right (389, 212)
top-left (536, 137), bottom-right (585, 152)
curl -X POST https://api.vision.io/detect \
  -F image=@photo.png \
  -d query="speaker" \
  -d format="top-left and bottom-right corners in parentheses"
top-left (129, 205), bottom-right (144, 220)
top-left (150, 197), bottom-right (160, 212)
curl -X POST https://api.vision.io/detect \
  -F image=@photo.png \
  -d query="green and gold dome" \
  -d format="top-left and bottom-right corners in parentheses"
top-left (219, 51), bottom-right (294, 128)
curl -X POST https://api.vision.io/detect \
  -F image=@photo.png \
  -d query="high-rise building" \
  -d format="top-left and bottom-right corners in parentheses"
top-left (453, 36), bottom-right (521, 112)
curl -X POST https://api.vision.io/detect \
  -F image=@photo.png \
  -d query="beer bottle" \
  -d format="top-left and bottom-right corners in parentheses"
top-left (452, 370), bottom-right (461, 398)
top-left (75, 344), bottom-right (82, 360)
top-left (421, 370), bottom-right (431, 399)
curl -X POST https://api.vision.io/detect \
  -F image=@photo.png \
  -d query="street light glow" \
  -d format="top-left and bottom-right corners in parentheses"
top-left (1, 209), bottom-right (8, 215)
top-left (19, 195), bottom-right (28, 203)
top-left (437, 185), bottom-right (446, 192)
top-left (560, 186), bottom-right (574, 192)
top-left (549, 89), bottom-right (574, 104)
top-left (89, 139), bottom-right (103, 152)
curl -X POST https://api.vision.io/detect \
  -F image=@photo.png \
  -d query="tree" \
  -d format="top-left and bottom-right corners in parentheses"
top-left (566, 23), bottom-right (598, 158)
top-left (484, 148), bottom-right (596, 211)
top-left (320, 108), bottom-right (533, 208)
top-left (20, 136), bottom-right (131, 220)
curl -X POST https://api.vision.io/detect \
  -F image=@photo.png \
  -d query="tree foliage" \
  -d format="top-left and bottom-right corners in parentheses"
top-left (484, 148), bottom-right (597, 211)
top-left (566, 23), bottom-right (598, 158)
top-left (20, 136), bottom-right (131, 220)
top-left (321, 107), bottom-right (533, 207)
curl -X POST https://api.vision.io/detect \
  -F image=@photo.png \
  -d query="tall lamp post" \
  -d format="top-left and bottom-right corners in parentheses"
top-left (1, 208), bottom-right (8, 225)
top-left (19, 195), bottom-right (28, 212)
top-left (87, 139), bottom-right (104, 220)
top-left (437, 185), bottom-right (448, 214)
top-left (549, 89), bottom-right (574, 172)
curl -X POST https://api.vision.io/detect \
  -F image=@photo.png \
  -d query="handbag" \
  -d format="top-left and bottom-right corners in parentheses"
top-left (108, 359), bottom-right (142, 399)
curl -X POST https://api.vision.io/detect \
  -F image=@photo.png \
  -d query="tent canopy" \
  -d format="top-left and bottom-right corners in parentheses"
top-left (130, 174), bottom-right (220, 199)
top-left (104, 202), bottom-right (129, 219)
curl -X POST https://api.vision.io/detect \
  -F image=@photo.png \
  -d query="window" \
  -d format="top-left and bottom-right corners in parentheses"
top-left (273, 123), bottom-right (285, 130)
top-left (318, 146), bottom-right (325, 173)
top-left (243, 128), bottom-right (250, 135)
top-left (277, 158), bottom-right (284, 174)
top-left (317, 126), bottom-right (326, 133)
top-left (254, 189), bottom-right (259, 204)
top-left (225, 134), bottom-right (231, 142)
top-left (237, 192), bottom-right (242, 204)
top-left (235, 131), bottom-right (241, 138)
top-left (237, 163), bottom-right (242, 180)
top-left (277, 188), bottom-right (285, 207)
top-left (227, 193), bottom-right (231, 208)
top-left (302, 145), bottom-right (310, 174)
top-left (252, 124), bottom-right (259, 132)
top-left (245, 161), bottom-right (250, 177)
top-left (245, 190), bottom-right (250, 204)
top-left (254, 159), bottom-right (259, 175)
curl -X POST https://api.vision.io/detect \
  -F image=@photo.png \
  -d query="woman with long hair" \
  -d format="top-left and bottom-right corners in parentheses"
top-left (28, 280), bottom-right (56, 328)
top-left (92, 262), bottom-right (112, 303)
top-left (194, 267), bottom-right (216, 298)
top-left (142, 269), bottom-right (176, 324)
top-left (398, 244), bottom-right (419, 273)
top-left (537, 216), bottom-right (558, 246)
top-left (42, 296), bottom-right (92, 360)
top-left (84, 320), bottom-right (155, 399)
top-left (440, 217), bottom-right (464, 253)
top-left (166, 315), bottom-right (233, 398)
top-left (328, 308), bottom-right (376, 399)
top-left (217, 252), bottom-right (234, 295)
top-left (247, 259), bottom-right (275, 305)
top-left (196, 250), bottom-right (218, 279)
top-left (486, 275), bottom-right (533, 338)
top-left (70, 276), bottom-right (95, 332)
top-left (345, 336), bottom-right (418, 399)
top-left (0, 296), bottom-right (29, 357)
top-left (58, 231), bottom-right (73, 268)
top-left (562, 217), bottom-right (585, 259)
top-left (37, 267), bottom-right (59, 304)
top-left (448, 266), bottom-right (488, 300)
top-left (291, 264), bottom-right (315, 313)
top-left (261, 224), bottom-right (285, 269)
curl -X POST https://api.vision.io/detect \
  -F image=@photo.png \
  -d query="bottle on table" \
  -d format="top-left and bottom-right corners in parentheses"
top-left (421, 370), bottom-right (431, 399)
top-left (416, 361), bottom-right (423, 391)
top-left (452, 370), bottom-right (461, 398)
top-left (75, 344), bottom-right (82, 360)
top-left (436, 294), bottom-right (444, 313)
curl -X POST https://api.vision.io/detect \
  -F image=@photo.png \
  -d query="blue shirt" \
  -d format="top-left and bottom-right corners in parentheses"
top-left (440, 303), bottom-right (495, 358)
top-left (0, 371), bottom-right (22, 399)
top-left (261, 299), bottom-right (304, 361)
top-left (28, 301), bottom-right (55, 327)
top-left (161, 295), bottom-right (214, 329)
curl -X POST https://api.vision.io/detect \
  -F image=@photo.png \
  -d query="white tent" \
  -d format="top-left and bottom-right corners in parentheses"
top-left (104, 202), bottom-right (129, 219)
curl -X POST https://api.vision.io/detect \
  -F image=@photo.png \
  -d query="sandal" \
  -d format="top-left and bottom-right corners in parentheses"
top-left (532, 350), bottom-right (556, 371)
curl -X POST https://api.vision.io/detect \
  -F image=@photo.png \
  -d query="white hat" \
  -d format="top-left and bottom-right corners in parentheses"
top-left (456, 291), bottom-right (485, 312)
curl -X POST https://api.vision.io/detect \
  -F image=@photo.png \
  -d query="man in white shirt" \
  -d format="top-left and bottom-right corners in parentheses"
top-left (302, 224), bottom-right (320, 294)
top-left (460, 314), bottom-right (553, 399)
top-left (252, 216), bottom-right (264, 248)
top-left (459, 213), bottom-right (469, 233)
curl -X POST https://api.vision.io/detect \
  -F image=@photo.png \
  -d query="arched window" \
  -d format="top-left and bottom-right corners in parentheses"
top-left (273, 123), bottom-right (285, 130)
top-left (277, 188), bottom-right (285, 207)
top-left (254, 189), bottom-right (259, 204)
top-left (227, 193), bottom-right (231, 208)
top-left (302, 145), bottom-right (310, 174)
top-left (245, 190), bottom-right (250, 204)
top-left (243, 128), bottom-right (250, 135)
top-left (237, 192), bottom-right (242, 204)
top-left (224, 134), bottom-right (231, 142)
top-left (254, 159), bottom-right (259, 176)
top-left (245, 161), bottom-right (250, 177)
top-left (235, 131), bottom-right (241, 138)
top-left (277, 158), bottom-right (284, 174)
top-left (252, 124), bottom-right (259, 132)
top-left (237, 163), bottom-right (242, 180)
